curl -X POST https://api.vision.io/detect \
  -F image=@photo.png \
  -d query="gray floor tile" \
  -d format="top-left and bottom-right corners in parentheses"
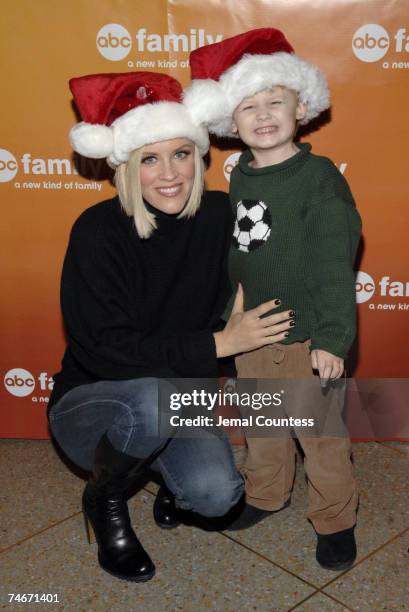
top-left (0, 440), bottom-right (84, 550)
top-left (1, 491), bottom-right (314, 612)
top-left (2, 440), bottom-right (408, 610)
top-left (291, 591), bottom-right (351, 610)
top-left (224, 443), bottom-right (409, 587)
top-left (378, 441), bottom-right (409, 457)
top-left (323, 531), bottom-right (409, 610)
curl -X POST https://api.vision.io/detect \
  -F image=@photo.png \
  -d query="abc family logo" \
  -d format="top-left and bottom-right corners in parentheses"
top-left (0, 148), bottom-right (75, 183)
top-left (352, 24), bottom-right (409, 63)
top-left (0, 149), bottom-right (104, 185)
top-left (356, 271), bottom-right (409, 304)
top-left (223, 152), bottom-right (241, 182)
top-left (0, 149), bottom-right (18, 182)
top-left (96, 23), bottom-right (223, 62)
top-left (4, 368), bottom-right (54, 398)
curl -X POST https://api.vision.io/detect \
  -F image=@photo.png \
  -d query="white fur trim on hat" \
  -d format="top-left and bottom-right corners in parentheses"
top-left (183, 79), bottom-right (232, 137)
top-left (69, 122), bottom-right (114, 158)
top-left (107, 101), bottom-right (209, 167)
top-left (190, 52), bottom-right (330, 137)
top-left (69, 102), bottom-right (209, 166)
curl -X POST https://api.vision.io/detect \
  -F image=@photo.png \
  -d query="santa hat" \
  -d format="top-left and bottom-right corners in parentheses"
top-left (69, 71), bottom-right (209, 167)
top-left (184, 28), bottom-right (330, 137)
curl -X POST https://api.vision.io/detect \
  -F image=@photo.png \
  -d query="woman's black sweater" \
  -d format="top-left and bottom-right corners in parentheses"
top-left (50, 192), bottom-right (233, 407)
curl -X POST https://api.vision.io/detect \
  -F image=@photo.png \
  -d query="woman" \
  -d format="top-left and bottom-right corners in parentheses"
top-left (48, 71), bottom-right (293, 583)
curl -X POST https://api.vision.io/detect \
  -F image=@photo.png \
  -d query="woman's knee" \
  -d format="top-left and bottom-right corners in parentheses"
top-left (181, 470), bottom-right (244, 517)
top-left (107, 378), bottom-right (177, 444)
top-left (48, 377), bottom-right (178, 467)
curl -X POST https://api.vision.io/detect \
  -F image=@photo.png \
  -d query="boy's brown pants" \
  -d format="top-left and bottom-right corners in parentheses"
top-left (235, 340), bottom-right (358, 535)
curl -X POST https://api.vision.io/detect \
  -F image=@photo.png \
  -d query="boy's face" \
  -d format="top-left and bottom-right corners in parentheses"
top-left (231, 86), bottom-right (306, 156)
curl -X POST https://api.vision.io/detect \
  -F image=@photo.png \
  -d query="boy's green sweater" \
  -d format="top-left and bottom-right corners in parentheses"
top-left (224, 143), bottom-right (362, 359)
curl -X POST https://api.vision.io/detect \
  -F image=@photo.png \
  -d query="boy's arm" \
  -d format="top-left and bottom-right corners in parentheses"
top-left (304, 193), bottom-right (362, 360)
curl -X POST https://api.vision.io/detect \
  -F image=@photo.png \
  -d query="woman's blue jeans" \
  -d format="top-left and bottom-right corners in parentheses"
top-left (48, 377), bottom-right (244, 517)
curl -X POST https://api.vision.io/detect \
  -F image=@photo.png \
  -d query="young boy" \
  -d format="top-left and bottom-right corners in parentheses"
top-left (185, 28), bottom-right (362, 570)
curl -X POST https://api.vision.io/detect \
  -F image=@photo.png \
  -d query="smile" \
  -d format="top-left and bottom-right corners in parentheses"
top-left (156, 186), bottom-right (182, 196)
top-left (254, 126), bottom-right (278, 134)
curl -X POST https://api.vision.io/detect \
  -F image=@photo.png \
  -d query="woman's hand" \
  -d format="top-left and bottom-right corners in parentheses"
top-left (214, 284), bottom-right (294, 358)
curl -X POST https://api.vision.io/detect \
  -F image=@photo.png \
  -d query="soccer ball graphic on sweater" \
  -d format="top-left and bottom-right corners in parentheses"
top-left (232, 199), bottom-right (272, 253)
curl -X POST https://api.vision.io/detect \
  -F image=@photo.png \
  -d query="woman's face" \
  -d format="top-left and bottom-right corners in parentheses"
top-left (140, 138), bottom-right (195, 214)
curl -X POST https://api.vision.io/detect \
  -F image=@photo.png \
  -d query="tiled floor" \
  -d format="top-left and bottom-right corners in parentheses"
top-left (1, 440), bottom-right (408, 611)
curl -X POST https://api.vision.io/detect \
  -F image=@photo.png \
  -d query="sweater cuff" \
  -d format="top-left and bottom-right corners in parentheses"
top-left (182, 330), bottom-right (218, 377)
top-left (309, 338), bottom-right (350, 360)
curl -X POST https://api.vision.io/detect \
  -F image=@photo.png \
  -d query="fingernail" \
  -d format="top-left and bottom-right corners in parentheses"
top-left (275, 299), bottom-right (281, 305)
top-left (289, 310), bottom-right (295, 317)
top-left (320, 379), bottom-right (328, 388)
top-left (284, 332), bottom-right (289, 337)
top-left (289, 319), bottom-right (296, 327)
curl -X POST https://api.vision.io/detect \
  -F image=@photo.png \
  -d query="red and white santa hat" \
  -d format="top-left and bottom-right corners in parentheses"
top-left (69, 71), bottom-right (209, 167)
top-left (183, 28), bottom-right (330, 137)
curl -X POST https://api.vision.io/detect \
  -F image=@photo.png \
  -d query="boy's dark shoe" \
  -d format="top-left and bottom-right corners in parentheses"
top-left (316, 527), bottom-right (357, 571)
top-left (225, 498), bottom-right (291, 531)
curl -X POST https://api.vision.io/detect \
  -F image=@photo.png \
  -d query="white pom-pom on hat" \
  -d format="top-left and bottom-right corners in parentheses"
top-left (183, 79), bottom-right (230, 135)
top-left (69, 122), bottom-right (114, 159)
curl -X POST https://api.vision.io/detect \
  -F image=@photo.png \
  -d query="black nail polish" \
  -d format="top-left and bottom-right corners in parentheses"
top-left (275, 299), bottom-right (281, 306)
top-left (289, 319), bottom-right (296, 327)
top-left (289, 310), bottom-right (295, 317)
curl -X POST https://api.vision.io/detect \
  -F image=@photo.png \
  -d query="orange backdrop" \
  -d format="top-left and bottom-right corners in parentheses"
top-left (1, 0), bottom-right (408, 437)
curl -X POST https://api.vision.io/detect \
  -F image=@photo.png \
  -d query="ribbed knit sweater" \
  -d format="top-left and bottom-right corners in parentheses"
top-left (50, 192), bottom-right (233, 407)
top-left (224, 143), bottom-right (362, 358)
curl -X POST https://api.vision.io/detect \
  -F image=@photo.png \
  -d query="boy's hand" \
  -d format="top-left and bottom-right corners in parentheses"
top-left (311, 349), bottom-right (344, 387)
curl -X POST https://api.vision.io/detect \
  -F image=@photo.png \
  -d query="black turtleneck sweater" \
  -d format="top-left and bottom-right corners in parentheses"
top-left (50, 192), bottom-right (233, 407)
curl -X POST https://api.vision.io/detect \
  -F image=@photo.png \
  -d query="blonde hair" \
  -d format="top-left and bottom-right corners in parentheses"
top-left (115, 144), bottom-right (205, 239)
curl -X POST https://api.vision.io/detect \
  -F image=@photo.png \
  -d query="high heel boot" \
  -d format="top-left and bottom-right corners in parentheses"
top-left (82, 433), bottom-right (156, 582)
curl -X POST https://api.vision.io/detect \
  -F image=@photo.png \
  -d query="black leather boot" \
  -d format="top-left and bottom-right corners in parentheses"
top-left (83, 433), bottom-right (156, 582)
top-left (153, 484), bottom-right (180, 529)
